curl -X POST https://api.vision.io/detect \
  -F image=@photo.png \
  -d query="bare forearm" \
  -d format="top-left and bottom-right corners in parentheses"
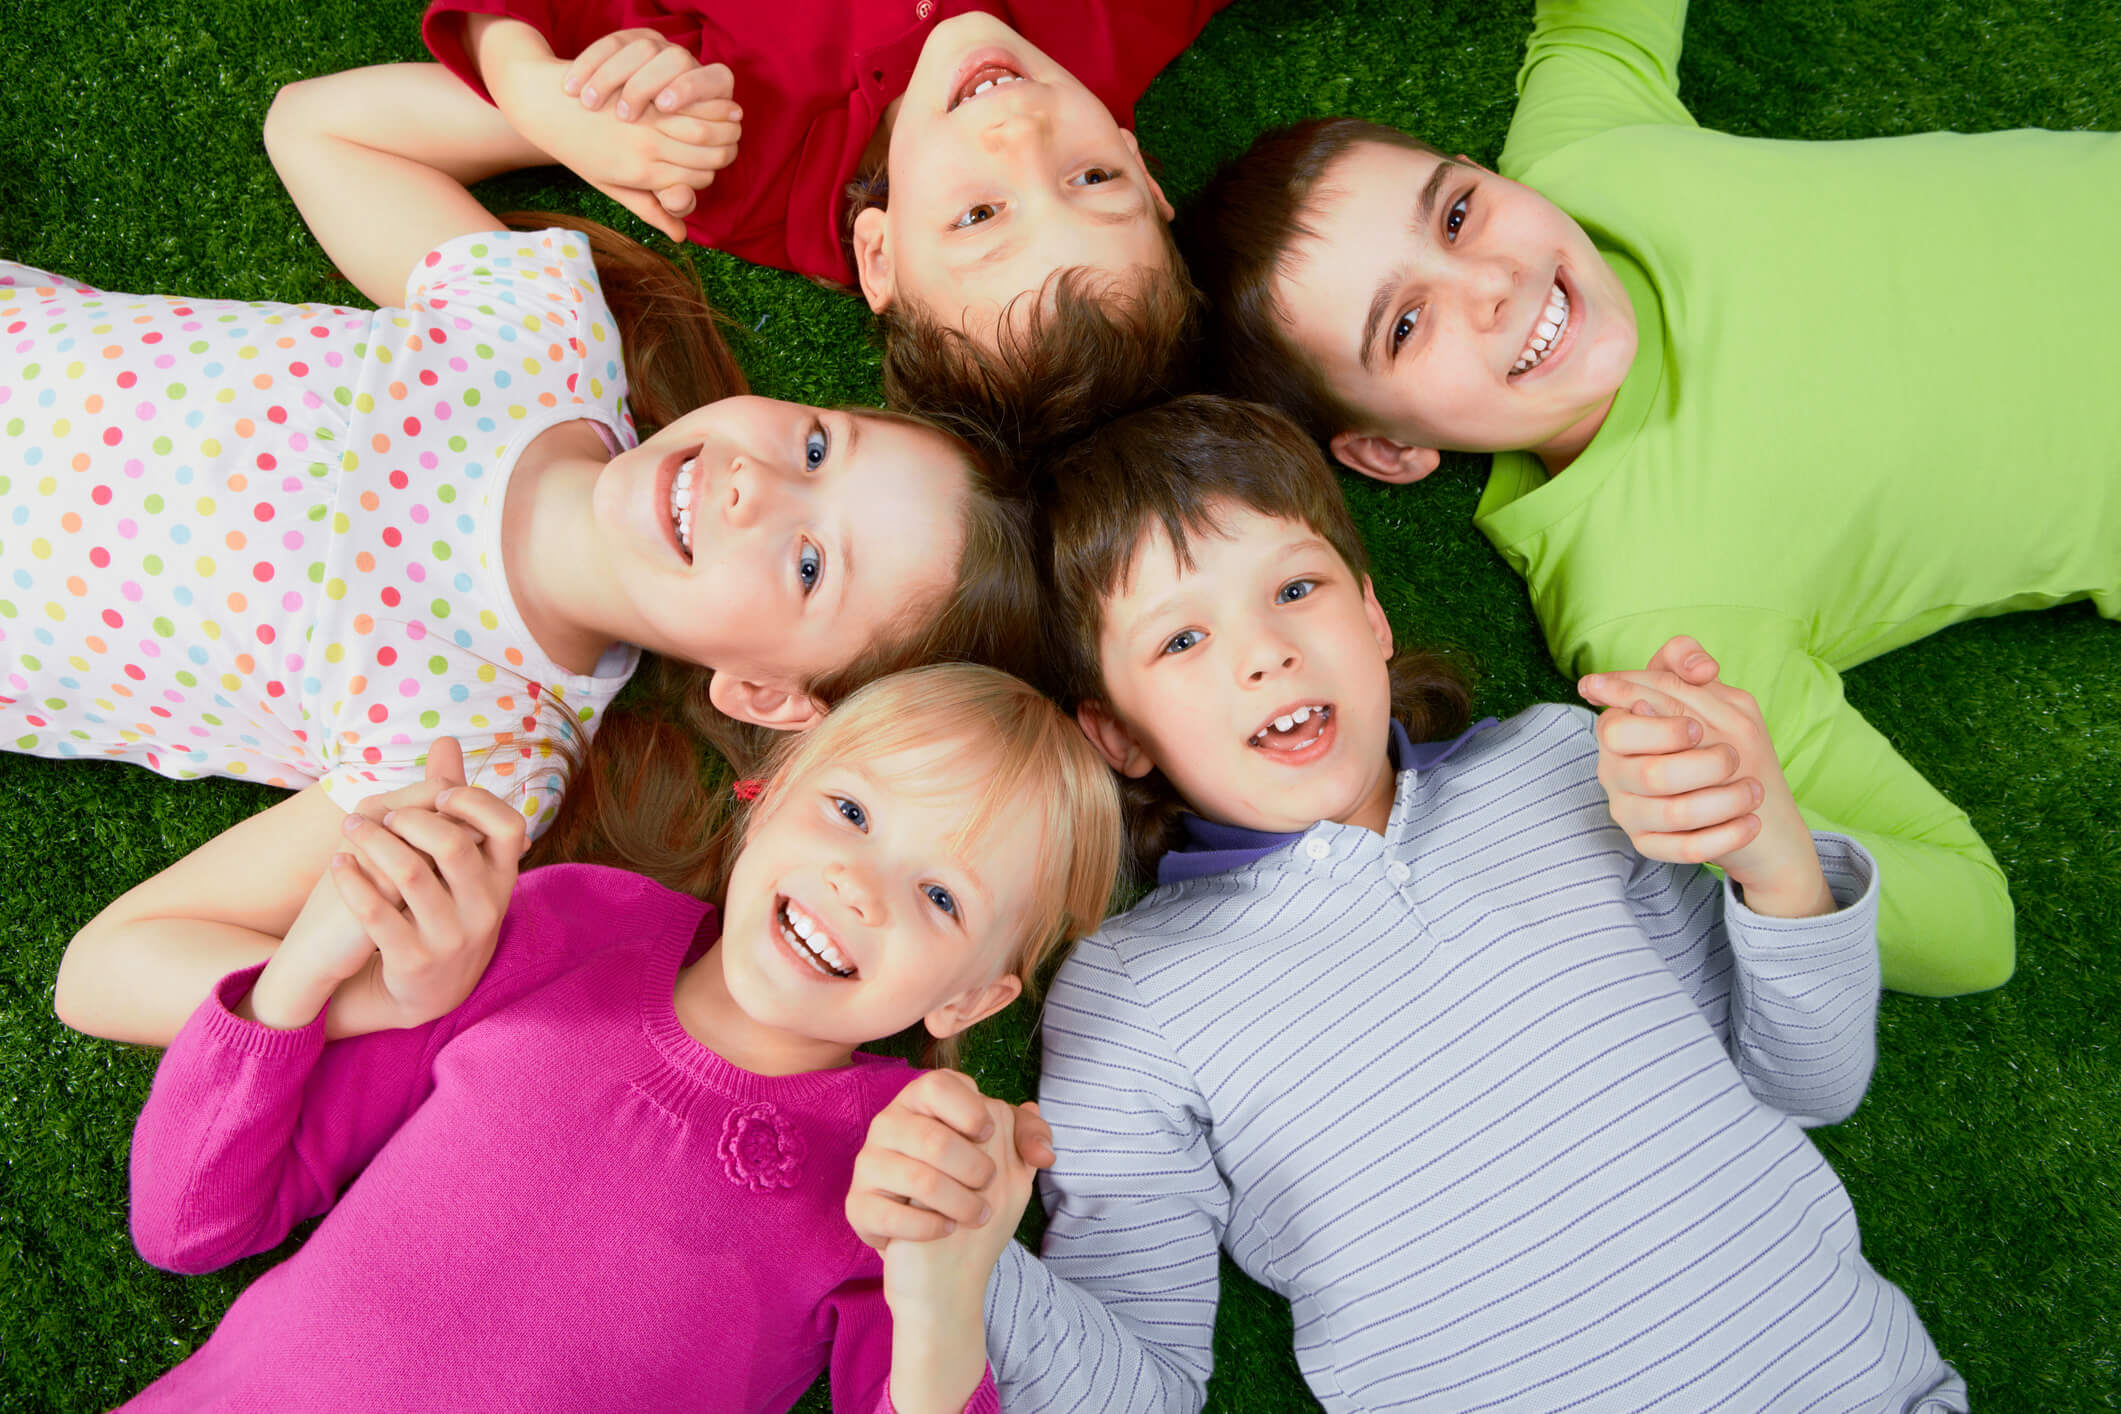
top-left (56, 916), bottom-right (277, 1045)
top-left (263, 63), bottom-right (547, 307)
top-left (888, 1295), bottom-right (991, 1414)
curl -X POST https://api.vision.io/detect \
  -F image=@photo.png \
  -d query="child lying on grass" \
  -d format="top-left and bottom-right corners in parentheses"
top-left (1180, 0), bottom-right (2121, 996)
top-left (847, 397), bottom-right (1965, 1413)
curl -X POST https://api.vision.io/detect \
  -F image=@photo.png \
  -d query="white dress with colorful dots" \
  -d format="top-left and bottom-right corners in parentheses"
top-left (0, 229), bottom-right (640, 834)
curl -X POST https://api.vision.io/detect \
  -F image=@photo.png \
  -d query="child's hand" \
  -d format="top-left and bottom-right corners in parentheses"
top-left (563, 29), bottom-right (735, 126)
top-left (551, 29), bottom-right (743, 232)
top-left (322, 776), bottom-right (529, 1034)
top-left (846, 1070), bottom-right (1056, 1250)
top-left (881, 1098), bottom-right (1034, 1414)
top-left (1580, 650), bottom-right (1836, 919)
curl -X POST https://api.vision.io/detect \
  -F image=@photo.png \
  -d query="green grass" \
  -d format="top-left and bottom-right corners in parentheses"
top-left (3, 1), bottom-right (2117, 1409)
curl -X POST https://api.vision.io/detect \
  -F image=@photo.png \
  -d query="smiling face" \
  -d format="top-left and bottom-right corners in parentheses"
top-left (1084, 503), bottom-right (1401, 837)
top-left (715, 737), bottom-right (1041, 1052)
top-left (854, 12), bottom-right (1177, 346)
top-left (589, 397), bottom-right (970, 716)
top-left (1272, 141), bottom-right (1639, 477)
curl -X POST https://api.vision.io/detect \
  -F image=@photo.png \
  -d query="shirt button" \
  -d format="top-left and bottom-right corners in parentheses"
top-left (1386, 860), bottom-right (1412, 885)
top-left (1304, 838), bottom-right (1331, 861)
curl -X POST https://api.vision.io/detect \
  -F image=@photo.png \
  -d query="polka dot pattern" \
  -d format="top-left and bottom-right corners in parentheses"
top-left (0, 231), bottom-right (639, 836)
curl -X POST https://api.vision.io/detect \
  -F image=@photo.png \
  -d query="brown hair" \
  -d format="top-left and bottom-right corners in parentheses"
top-left (1044, 394), bottom-right (1472, 877)
top-left (845, 171), bottom-right (1205, 470)
top-left (488, 218), bottom-right (1049, 896)
top-left (1175, 120), bottom-right (1443, 445)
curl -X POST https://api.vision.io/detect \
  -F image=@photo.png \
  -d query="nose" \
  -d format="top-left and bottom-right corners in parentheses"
top-left (1241, 627), bottom-right (1302, 685)
top-left (979, 108), bottom-right (1050, 157)
top-left (1462, 257), bottom-right (1519, 333)
top-left (719, 454), bottom-right (787, 531)
top-left (823, 858), bottom-right (884, 926)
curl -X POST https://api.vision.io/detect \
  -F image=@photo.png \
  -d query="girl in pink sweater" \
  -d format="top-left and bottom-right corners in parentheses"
top-left (119, 663), bottom-right (1121, 1414)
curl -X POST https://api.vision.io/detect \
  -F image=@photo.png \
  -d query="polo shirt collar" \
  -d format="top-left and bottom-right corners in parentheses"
top-left (1156, 717), bottom-right (1497, 886)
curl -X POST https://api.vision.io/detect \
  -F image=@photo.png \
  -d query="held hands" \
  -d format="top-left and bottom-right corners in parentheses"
top-left (847, 1069), bottom-right (1056, 1250)
top-left (241, 738), bottom-right (529, 1033)
top-left (1579, 636), bottom-right (1836, 919)
top-left (533, 28), bottom-right (743, 239)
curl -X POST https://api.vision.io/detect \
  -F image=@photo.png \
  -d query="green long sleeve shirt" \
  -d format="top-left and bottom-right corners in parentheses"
top-left (1475, 0), bottom-right (2121, 994)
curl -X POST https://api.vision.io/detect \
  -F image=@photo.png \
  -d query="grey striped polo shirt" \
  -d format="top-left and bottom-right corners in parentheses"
top-left (984, 703), bottom-right (1966, 1413)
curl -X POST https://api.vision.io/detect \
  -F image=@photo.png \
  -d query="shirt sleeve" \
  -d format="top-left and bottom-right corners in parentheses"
top-left (1498, 0), bottom-right (1696, 179)
top-left (127, 966), bottom-right (459, 1275)
top-left (1622, 824), bottom-right (1885, 1126)
top-left (1564, 612), bottom-right (2016, 997)
top-left (979, 937), bottom-right (1222, 1414)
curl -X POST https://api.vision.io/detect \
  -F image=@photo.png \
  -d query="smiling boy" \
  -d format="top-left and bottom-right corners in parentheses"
top-left (846, 396), bottom-right (1965, 1413)
top-left (1182, 0), bottom-right (2121, 996)
top-left (420, 1), bottom-right (1220, 453)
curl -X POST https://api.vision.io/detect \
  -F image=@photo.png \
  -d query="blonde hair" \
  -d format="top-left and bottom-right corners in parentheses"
top-left (744, 663), bottom-right (1122, 1066)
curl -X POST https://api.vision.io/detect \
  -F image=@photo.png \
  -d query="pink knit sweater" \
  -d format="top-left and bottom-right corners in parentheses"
top-left (122, 862), bottom-right (999, 1414)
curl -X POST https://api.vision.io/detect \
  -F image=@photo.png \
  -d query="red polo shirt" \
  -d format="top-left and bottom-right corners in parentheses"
top-left (424, 0), bottom-right (1230, 285)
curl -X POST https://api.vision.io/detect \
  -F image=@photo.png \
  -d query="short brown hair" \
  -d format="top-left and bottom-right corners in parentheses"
top-left (1177, 120), bottom-right (1442, 445)
top-left (874, 250), bottom-right (1205, 474)
top-left (1044, 395), bottom-right (1471, 875)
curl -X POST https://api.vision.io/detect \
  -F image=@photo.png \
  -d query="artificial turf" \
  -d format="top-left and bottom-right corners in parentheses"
top-left (1, 1), bottom-right (2116, 1409)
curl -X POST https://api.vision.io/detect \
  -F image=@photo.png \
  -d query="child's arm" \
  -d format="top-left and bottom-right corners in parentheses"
top-left (127, 814), bottom-right (512, 1272)
top-left (55, 741), bottom-right (505, 1046)
top-left (855, 1096), bottom-right (1027, 1414)
top-left (1581, 647), bottom-right (1884, 1125)
top-left (847, 950), bottom-right (1224, 1412)
top-left (1498, 0), bottom-right (1695, 179)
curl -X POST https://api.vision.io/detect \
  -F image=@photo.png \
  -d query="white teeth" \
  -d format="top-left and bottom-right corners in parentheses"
top-left (779, 899), bottom-right (854, 978)
top-left (1292, 706), bottom-right (1312, 725)
top-left (1514, 283), bottom-right (1569, 375)
top-left (1274, 713), bottom-right (1295, 732)
top-left (1251, 705), bottom-right (1330, 746)
top-left (670, 457), bottom-right (699, 557)
top-left (1536, 320), bottom-right (1559, 340)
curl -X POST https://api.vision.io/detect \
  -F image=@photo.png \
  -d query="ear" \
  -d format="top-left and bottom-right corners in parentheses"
top-left (850, 205), bottom-right (895, 313)
top-left (1075, 699), bottom-right (1156, 778)
top-left (1360, 576), bottom-right (1395, 659)
top-left (1122, 129), bottom-right (1175, 222)
top-left (707, 671), bottom-right (827, 732)
top-left (1328, 430), bottom-right (1442, 485)
top-left (924, 971), bottom-right (1024, 1040)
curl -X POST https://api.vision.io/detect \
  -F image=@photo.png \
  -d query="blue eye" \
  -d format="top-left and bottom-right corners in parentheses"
top-left (798, 541), bottom-right (823, 595)
top-left (804, 425), bottom-right (829, 470)
top-left (833, 796), bottom-right (867, 830)
top-left (1277, 579), bottom-right (1316, 604)
top-left (1445, 194), bottom-right (1469, 241)
top-left (925, 884), bottom-right (958, 918)
top-left (952, 202), bottom-right (1000, 229)
top-left (1161, 629), bottom-right (1203, 655)
top-left (1391, 308), bottom-right (1420, 351)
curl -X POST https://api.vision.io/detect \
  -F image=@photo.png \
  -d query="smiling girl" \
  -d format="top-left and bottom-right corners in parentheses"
top-left (12, 63), bottom-right (1042, 1045)
top-left (113, 664), bottom-right (1122, 1412)
top-left (422, 1), bottom-right (1221, 453)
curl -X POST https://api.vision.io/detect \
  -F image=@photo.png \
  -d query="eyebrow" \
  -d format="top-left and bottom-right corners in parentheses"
top-left (1357, 159), bottom-right (1463, 373)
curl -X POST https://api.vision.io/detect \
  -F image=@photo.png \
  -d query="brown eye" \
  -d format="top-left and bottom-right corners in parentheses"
top-left (952, 203), bottom-right (999, 229)
top-left (1445, 194), bottom-right (1469, 241)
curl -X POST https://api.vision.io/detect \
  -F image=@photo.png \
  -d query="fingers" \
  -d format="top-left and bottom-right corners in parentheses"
top-left (1642, 635), bottom-right (1719, 684)
top-left (615, 46), bottom-right (698, 121)
top-left (340, 812), bottom-right (452, 940)
top-left (328, 851), bottom-right (417, 953)
top-left (1594, 707), bottom-right (1703, 760)
top-left (1613, 774), bottom-right (1763, 835)
top-left (864, 1149), bottom-right (993, 1228)
top-left (435, 785), bottom-right (531, 869)
top-left (371, 806), bottom-right (493, 913)
top-left (593, 180), bottom-right (688, 242)
top-left (422, 735), bottom-right (467, 790)
top-left (847, 1190), bottom-right (955, 1247)
top-left (900, 1069), bottom-right (998, 1142)
top-left (656, 184), bottom-right (699, 219)
top-left (1630, 811), bottom-right (1765, 866)
top-left (1013, 1100), bottom-right (1056, 1170)
top-left (651, 61), bottom-right (735, 115)
top-left (651, 114), bottom-right (742, 155)
top-left (566, 31), bottom-right (666, 109)
top-left (868, 1106), bottom-right (999, 1195)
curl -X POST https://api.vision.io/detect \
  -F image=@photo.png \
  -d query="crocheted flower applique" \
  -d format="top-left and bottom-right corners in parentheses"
top-left (717, 1100), bottom-right (807, 1193)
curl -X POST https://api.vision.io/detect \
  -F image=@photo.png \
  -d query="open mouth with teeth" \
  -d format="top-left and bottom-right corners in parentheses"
top-left (1511, 277), bottom-right (1572, 377)
top-left (949, 59), bottom-right (1028, 111)
top-left (667, 454), bottom-right (698, 563)
top-left (777, 896), bottom-right (857, 979)
top-left (1249, 703), bottom-right (1333, 754)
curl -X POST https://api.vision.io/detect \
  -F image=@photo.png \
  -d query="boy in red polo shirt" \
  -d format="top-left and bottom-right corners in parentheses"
top-left (422, 1), bottom-right (1227, 453)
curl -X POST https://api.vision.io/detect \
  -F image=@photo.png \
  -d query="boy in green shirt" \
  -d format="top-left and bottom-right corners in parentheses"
top-left (1181, 0), bottom-right (2121, 995)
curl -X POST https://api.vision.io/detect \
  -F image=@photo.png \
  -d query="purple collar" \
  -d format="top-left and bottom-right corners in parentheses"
top-left (1155, 718), bottom-right (1497, 887)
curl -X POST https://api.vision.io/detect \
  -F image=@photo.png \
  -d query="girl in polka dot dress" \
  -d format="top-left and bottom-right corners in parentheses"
top-left (20, 63), bottom-right (1042, 1047)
